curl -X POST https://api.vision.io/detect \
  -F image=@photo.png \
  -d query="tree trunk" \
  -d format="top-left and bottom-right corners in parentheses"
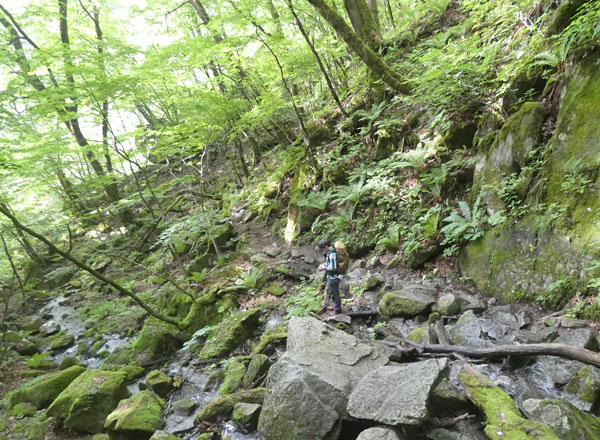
top-left (306, 0), bottom-right (409, 94)
top-left (286, 0), bottom-right (347, 118)
top-left (344, 0), bottom-right (382, 51)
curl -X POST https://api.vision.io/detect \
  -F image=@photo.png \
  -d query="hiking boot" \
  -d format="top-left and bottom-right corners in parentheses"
top-left (329, 309), bottom-right (341, 316)
top-left (327, 305), bottom-right (334, 311)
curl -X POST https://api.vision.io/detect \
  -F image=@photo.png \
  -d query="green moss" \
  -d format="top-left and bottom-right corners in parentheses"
top-left (47, 369), bottom-right (130, 434)
top-left (252, 325), bottom-right (287, 355)
top-left (104, 390), bottom-right (164, 434)
top-left (132, 318), bottom-right (178, 364)
top-left (458, 365), bottom-right (559, 439)
top-left (6, 365), bottom-right (86, 410)
top-left (407, 327), bottom-right (426, 344)
top-left (242, 354), bottom-right (271, 389)
top-left (285, 162), bottom-right (317, 244)
top-left (146, 370), bottom-right (173, 397)
top-left (45, 331), bottom-right (75, 351)
top-left (10, 402), bottom-right (37, 417)
top-left (198, 309), bottom-right (262, 360)
top-left (379, 292), bottom-right (431, 317)
top-left (565, 366), bottom-right (599, 405)
top-left (220, 360), bottom-right (247, 395)
top-left (267, 283), bottom-right (286, 297)
top-left (194, 388), bottom-right (265, 423)
top-left (12, 412), bottom-right (51, 440)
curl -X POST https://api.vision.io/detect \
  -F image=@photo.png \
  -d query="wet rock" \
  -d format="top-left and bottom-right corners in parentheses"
top-left (522, 398), bottom-right (600, 439)
top-left (6, 365), bottom-right (85, 410)
top-left (105, 390), bottom-right (164, 434)
top-left (347, 359), bottom-right (448, 426)
top-left (356, 427), bottom-right (404, 440)
top-left (565, 365), bottom-right (600, 412)
top-left (258, 317), bottom-right (389, 440)
top-left (47, 369), bottom-right (130, 433)
top-left (199, 309), bottom-right (262, 359)
top-left (232, 402), bottom-right (261, 431)
top-left (554, 328), bottom-right (599, 350)
top-left (360, 271), bottom-right (385, 291)
top-left (449, 311), bottom-right (489, 347)
top-left (40, 321), bottom-right (61, 337)
top-left (379, 284), bottom-right (436, 318)
top-left (146, 370), bottom-right (173, 398)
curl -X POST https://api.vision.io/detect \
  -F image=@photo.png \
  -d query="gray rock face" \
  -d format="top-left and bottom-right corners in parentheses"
top-left (360, 271), bottom-right (384, 291)
top-left (449, 310), bottom-right (489, 347)
top-left (379, 284), bottom-right (436, 318)
top-left (356, 427), bottom-right (404, 440)
top-left (435, 294), bottom-right (463, 315)
top-left (258, 317), bottom-right (389, 440)
top-left (347, 358), bottom-right (448, 426)
top-left (554, 328), bottom-right (599, 350)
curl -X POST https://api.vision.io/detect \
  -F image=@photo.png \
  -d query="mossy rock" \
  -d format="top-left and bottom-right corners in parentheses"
top-left (146, 370), bottom-right (173, 398)
top-left (198, 309), bottom-right (262, 360)
top-left (47, 369), bottom-right (130, 434)
top-left (105, 365), bottom-right (146, 382)
top-left (132, 318), bottom-right (179, 365)
top-left (48, 332), bottom-right (75, 351)
top-left (545, 0), bottom-right (588, 36)
top-left (10, 402), bottom-right (37, 417)
top-left (523, 398), bottom-right (600, 439)
top-left (194, 388), bottom-right (265, 423)
top-left (59, 357), bottom-right (85, 370)
top-left (242, 354), bottom-right (271, 389)
top-left (565, 366), bottom-right (600, 409)
top-left (220, 360), bottom-right (247, 395)
top-left (6, 365), bottom-right (86, 410)
top-left (266, 283), bottom-right (286, 297)
top-left (284, 162), bottom-right (317, 245)
top-left (252, 325), bottom-right (287, 355)
top-left (104, 390), bottom-right (164, 434)
top-left (378, 289), bottom-right (435, 318)
top-left (172, 398), bottom-right (196, 416)
top-left (232, 402), bottom-right (261, 431)
top-left (91, 435), bottom-right (110, 440)
top-left (12, 412), bottom-right (52, 440)
top-left (150, 430), bottom-right (183, 440)
top-left (458, 364), bottom-right (559, 439)
top-left (407, 327), bottom-right (427, 344)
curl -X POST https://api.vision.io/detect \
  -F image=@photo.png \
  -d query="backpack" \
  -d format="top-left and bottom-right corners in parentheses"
top-left (334, 241), bottom-right (349, 274)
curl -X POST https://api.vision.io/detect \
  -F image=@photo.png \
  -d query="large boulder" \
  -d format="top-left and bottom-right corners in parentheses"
top-left (198, 308), bottom-right (262, 359)
top-left (565, 365), bottom-right (600, 412)
top-left (522, 398), bottom-right (600, 440)
top-left (6, 366), bottom-right (85, 410)
top-left (104, 390), bottom-right (164, 434)
top-left (133, 318), bottom-right (179, 365)
top-left (258, 317), bottom-right (389, 440)
top-left (347, 359), bottom-right (448, 426)
top-left (46, 369), bottom-right (130, 433)
top-left (379, 284), bottom-right (436, 318)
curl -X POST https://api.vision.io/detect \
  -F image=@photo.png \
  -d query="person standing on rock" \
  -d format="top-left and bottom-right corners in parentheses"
top-left (318, 238), bottom-right (343, 315)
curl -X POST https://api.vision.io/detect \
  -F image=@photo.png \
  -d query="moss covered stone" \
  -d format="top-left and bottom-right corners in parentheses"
top-left (522, 398), bottom-right (600, 440)
top-left (242, 354), bottom-right (271, 389)
top-left (10, 402), bottom-right (37, 417)
top-left (12, 412), bottom-right (51, 440)
top-left (458, 364), bottom-right (559, 440)
top-left (146, 370), bottom-right (173, 398)
top-left (6, 365), bottom-right (85, 410)
top-left (104, 390), bottom-right (164, 434)
top-left (267, 283), bottom-right (286, 297)
top-left (284, 162), bottom-right (317, 245)
top-left (565, 366), bottom-right (600, 409)
top-left (46, 369), bottom-right (130, 433)
top-left (132, 318), bottom-right (178, 365)
top-left (198, 309), bottom-right (261, 360)
top-left (232, 402), bottom-right (261, 431)
top-left (150, 430), bottom-right (183, 440)
top-left (220, 360), bottom-right (247, 395)
top-left (407, 327), bottom-right (426, 344)
top-left (194, 388), bottom-right (265, 423)
top-left (48, 332), bottom-right (75, 351)
top-left (252, 325), bottom-right (287, 355)
top-left (378, 289), bottom-right (435, 318)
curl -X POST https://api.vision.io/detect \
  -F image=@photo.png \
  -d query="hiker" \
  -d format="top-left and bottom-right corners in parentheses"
top-left (317, 238), bottom-right (348, 315)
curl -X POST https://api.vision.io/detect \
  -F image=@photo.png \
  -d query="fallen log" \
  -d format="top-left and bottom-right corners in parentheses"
top-left (402, 340), bottom-right (600, 368)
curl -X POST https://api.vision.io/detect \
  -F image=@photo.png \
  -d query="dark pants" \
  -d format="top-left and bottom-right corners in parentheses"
top-left (327, 276), bottom-right (341, 312)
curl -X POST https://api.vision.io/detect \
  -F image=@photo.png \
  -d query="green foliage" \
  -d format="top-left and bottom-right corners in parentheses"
top-left (180, 324), bottom-right (219, 353)
top-left (284, 281), bottom-right (321, 319)
top-left (441, 195), bottom-right (494, 255)
top-left (558, 1), bottom-right (600, 56)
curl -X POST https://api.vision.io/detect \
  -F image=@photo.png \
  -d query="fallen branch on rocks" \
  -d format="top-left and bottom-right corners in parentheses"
top-left (401, 340), bottom-right (600, 368)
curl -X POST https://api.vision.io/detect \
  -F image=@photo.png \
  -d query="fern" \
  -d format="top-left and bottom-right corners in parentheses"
top-left (297, 188), bottom-right (334, 211)
top-left (440, 195), bottom-right (488, 254)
